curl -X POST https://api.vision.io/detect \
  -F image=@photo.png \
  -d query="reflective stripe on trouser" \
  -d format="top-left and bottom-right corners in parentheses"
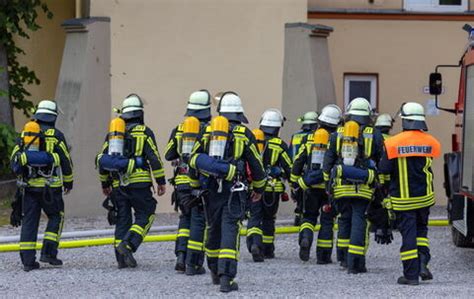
top-left (299, 189), bottom-right (334, 255)
top-left (205, 180), bottom-right (243, 279)
top-left (247, 191), bottom-right (279, 255)
top-left (20, 189), bottom-right (65, 266)
top-left (185, 206), bottom-right (206, 268)
top-left (261, 192), bottom-right (280, 255)
top-left (246, 197), bottom-right (264, 252)
top-left (396, 207), bottom-right (430, 280)
top-left (174, 189), bottom-right (192, 254)
top-left (346, 199), bottom-right (370, 271)
top-left (114, 186), bottom-right (157, 252)
top-left (335, 198), bottom-right (369, 268)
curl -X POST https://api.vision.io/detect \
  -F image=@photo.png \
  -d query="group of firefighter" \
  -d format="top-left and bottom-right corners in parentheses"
top-left (9, 90), bottom-right (441, 291)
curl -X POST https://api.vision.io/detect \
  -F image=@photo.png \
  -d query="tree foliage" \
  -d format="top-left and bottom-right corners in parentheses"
top-left (0, 0), bottom-right (53, 117)
top-left (0, 123), bottom-right (18, 178)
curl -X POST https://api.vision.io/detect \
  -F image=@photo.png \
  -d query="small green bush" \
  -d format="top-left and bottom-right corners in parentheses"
top-left (0, 123), bottom-right (18, 178)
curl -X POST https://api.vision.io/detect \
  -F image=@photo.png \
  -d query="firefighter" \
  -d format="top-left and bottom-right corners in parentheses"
top-left (189, 91), bottom-right (266, 292)
top-left (165, 90), bottom-right (211, 275)
top-left (367, 112), bottom-right (396, 245)
top-left (375, 113), bottom-right (394, 139)
top-left (290, 111), bottom-right (319, 226)
top-left (246, 109), bottom-right (292, 262)
top-left (10, 100), bottom-right (73, 271)
top-left (323, 97), bottom-right (384, 274)
top-left (290, 104), bottom-right (342, 263)
top-left (379, 102), bottom-right (440, 285)
top-left (97, 94), bottom-right (166, 269)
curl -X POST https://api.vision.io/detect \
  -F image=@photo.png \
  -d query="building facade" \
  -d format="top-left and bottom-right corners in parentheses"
top-left (12, 0), bottom-right (473, 214)
top-left (309, 0), bottom-right (474, 205)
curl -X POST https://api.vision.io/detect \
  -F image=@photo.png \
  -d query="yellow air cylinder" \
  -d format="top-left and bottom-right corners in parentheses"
top-left (341, 120), bottom-right (360, 166)
top-left (252, 128), bottom-right (265, 153)
top-left (22, 121), bottom-right (41, 151)
top-left (108, 117), bottom-right (126, 155)
top-left (182, 116), bottom-right (200, 155)
top-left (311, 128), bottom-right (329, 167)
top-left (209, 116), bottom-right (229, 159)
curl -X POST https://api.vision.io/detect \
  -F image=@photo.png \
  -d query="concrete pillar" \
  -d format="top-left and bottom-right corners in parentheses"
top-left (281, 23), bottom-right (336, 143)
top-left (55, 17), bottom-right (111, 217)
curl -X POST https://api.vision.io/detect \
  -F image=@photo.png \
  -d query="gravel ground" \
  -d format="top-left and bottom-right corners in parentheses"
top-left (1, 207), bottom-right (473, 298)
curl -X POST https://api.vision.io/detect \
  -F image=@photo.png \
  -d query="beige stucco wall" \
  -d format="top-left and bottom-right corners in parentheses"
top-left (12, 0), bottom-right (75, 130)
top-left (90, 0), bottom-right (306, 213)
top-left (309, 18), bottom-right (469, 205)
top-left (309, 0), bottom-right (403, 10)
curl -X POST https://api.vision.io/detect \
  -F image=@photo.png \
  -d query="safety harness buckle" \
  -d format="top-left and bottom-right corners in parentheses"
top-left (231, 181), bottom-right (247, 193)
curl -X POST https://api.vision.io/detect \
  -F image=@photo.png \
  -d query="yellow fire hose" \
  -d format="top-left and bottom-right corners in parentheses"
top-left (0, 219), bottom-right (449, 253)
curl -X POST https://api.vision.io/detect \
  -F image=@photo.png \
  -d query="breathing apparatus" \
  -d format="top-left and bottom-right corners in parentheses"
top-left (310, 128), bottom-right (329, 169)
top-left (252, 128), bottom-right (265, 154)
top-left (341, 120), bottom-right (360, 166)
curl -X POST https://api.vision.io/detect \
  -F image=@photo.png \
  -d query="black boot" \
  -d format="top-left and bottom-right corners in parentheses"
top-left (337, 248), bottom-right (347, 268)
top-left (115, 249), bottom-right (128, 269)
top-left (355, 256), bottom-right (367, 273)
top-left (211, 272), bottom-right (220, 285)
top-left (263, 244), bottom-right (275, 259)
top-left (397, 276), bottom-right (419, 286)
top-left (294, 215), bottom-right (302, 226)
top-left (175, 252), bottom-right (186, 272)
top-left (419, 255), bottom-right (433, 281)
top-left (39, 255), bottom-right (63, 266)
top-left (250, 244), bottom-right (264, 262)
top-left (220, 275), bottom-right (239, 293)
top-left (185, 265), bottom-right (206, 275)
top-left (116, 242), bottom-right (137, 268)
top-left (23, 262), bottom-right (40, 272)
top-left (299, 238), bottom-right (310, 262)
top-left (316, 250), bottom-right (332, 265)
top-left (347, 256), bottom-right (360, 274)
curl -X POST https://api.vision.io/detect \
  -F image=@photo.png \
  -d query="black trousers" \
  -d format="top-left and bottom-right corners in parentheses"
top-left (293, 188), bottom-right (304, 219)
top-left (246, 191), bottom-right (280, 255)
top-left (114, 186), bottom-right (156, 262)
top-left (299, 189), bottom-right (334, 257)
top-left (336, 198), bottom-right (369, 269)
top-left (175, 201), bottom-right (206, 268)
top-left (20, 188), bottom-right (64, 266)
top-left (205, 183), bottom-right (244, 279)
top-left (396, 207), bottom-right (430, 280)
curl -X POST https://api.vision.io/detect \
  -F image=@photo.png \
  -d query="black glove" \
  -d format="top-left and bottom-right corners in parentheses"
top-left (171, 190), bottom-right (178, 212)
top-left (102, 197), bottom-right (117, 225)
top-left (178, 192), bottom-right (201, 215)
top-left (374, 228), bottom-right (393, 245)
top-left (10, 189), bottom-right (23, 227)
top-left (10, 200), bottom-right (22, 227)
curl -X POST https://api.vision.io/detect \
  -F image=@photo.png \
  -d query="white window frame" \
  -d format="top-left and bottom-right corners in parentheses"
top-left (404, 0), bottom-right (467, 13)
top-left (344, 74), bottom-right (378, 112)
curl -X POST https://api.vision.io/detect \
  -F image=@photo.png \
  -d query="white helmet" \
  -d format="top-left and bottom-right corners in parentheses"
top-left (260, 108), bottom-right (285, 128)
top-left (400, 102), bottom-right (427, 130)
top-left (346, 97), bottom-right (372, 116)
top-left (375, 113), bottom-right (393, 128)
top-left (33, 100), bottom-right (58, 123)
top-left (121, 94), bottom-right (144, 119)
top-left (35, 100), bottom-right (58, 116)
top-left (187, 90), bottom-right (211, 111)
top-left (298, 111), bottom-right (318, 125)
top-left (218, 92), bottom-right (244, 113)
top-left (400, 102), bottom-right (425, 121)
top-left (318, 104), bottom-right (342, 127)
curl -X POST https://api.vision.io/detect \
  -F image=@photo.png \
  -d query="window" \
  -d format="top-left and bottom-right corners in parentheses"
top-left (404, 0), bottom-right (467, 12)
top-left (343, 74), bottom-right (377, 112)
